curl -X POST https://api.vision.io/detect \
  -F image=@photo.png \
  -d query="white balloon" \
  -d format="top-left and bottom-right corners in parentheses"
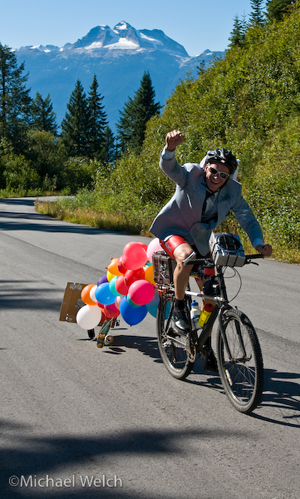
top-left (90, 284), bottom-right (98, 303)
top-left (76, 305), bottom-right (102, 330)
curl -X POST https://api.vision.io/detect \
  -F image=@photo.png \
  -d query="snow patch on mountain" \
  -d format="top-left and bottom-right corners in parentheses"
top-left (15, 21), bottom-right (225, 130)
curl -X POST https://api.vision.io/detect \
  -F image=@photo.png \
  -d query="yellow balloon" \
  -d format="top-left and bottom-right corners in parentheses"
top-left (106, 270), bottom-right (115, 282)
top-left (144, 264), bottom-right (155, 285)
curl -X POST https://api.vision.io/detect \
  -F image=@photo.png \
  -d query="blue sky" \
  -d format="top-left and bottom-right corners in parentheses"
top-left (0, 0), bottom-right (255, 56)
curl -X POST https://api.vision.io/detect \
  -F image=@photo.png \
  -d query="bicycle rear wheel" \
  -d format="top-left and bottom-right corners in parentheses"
top-left (216, 308), bottom-right (264, 414)
top-left (156, 292), bottom-right (194, 380)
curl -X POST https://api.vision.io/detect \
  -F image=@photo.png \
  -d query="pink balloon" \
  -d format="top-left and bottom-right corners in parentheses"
top-left (104, 303), bottom-right (120, 318)
top-left (122, 242), bottom-right (148, 270)
top-left (147, 238), bottom-right (164, 263)
top-left (115, 296), bottom-right (122, 310)
top-left (128, 279), bottom-right (155, 306)
top-left (105, 302), bottom-right (119, 313)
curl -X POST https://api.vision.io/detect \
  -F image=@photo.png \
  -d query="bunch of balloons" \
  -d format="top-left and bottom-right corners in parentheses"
top-left (76, 238), bottom-right (164, 330)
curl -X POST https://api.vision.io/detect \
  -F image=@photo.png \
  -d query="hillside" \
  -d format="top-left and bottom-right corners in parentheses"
top-left (51, 5), bottom-right (300, 262)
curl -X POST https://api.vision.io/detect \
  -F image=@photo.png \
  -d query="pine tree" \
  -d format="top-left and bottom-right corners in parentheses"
top-left (88, 74), bottom-right (108, 159)
top-left (61, 80), bottom-right (90, 156)
top-left (117, 72), bottom-right (161, 154)
top-left (102, 125), bottom-right (116, 164)
top-left (266, 0), bottom-right (296, 21)
top-left (31, 92), bottom-right (57, 134)
top-left (0, 43), bottom-right (31, 153)
top-left (249, 0), bottom-right (266, 25)
top-left (228, 15), bottom-right (247, 47)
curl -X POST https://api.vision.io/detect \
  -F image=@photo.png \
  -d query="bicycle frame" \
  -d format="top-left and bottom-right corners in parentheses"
top-left (162, 254), bottom-right (263, 360)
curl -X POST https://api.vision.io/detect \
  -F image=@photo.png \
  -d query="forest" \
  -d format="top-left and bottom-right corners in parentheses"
top-left (1, 0), bottom-right (299, 262)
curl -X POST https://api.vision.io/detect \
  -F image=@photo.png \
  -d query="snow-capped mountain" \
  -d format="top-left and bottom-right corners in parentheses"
top-left (15, 22), bottom-right (225, 129)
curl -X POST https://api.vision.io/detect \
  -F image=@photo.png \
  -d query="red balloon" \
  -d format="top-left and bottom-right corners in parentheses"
top-left (117, 255), bottom-right (127, 275)
top-left (115, 275), bottom-right (129, 296)
top-left (137, 242), bottom-right (148, 252)
top-left (124, 268), bottom-right (145, 287)
top-left (122, 242), bottom-right (148, 270)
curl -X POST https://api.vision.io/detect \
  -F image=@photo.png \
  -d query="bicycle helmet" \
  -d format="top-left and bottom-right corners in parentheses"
top-left (205, 148), bottom-right (238, 175)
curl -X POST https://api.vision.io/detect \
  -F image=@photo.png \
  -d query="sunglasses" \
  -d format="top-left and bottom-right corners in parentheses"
top-left (207, 165), bottom-right (230, 179)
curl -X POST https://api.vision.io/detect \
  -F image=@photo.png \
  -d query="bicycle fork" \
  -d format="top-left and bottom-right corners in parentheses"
top-left (217, 308), bottom-right (249, 363)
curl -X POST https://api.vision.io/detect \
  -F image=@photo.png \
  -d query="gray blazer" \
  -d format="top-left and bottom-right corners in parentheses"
top-left (150, 149), bottom-right (264, 255)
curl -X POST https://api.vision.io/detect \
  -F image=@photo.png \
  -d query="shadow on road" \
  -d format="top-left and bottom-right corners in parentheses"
top-left (252, 368), bottom-right (300, 427)
top-left (0, 280), bottom-right (62, 312)
top-left (0, 198), bottom-right (37, 207)
top-left (0, 419), bottom-right (254, 499)
top-left (78, 330), bottom-right (300, 428)
top-left (0, 199), bottom-right (128, 236)
top-left (79, 332), bottom-right (162, 362)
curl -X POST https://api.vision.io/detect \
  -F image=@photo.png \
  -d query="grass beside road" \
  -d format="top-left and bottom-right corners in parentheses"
top-left (35, 199), bottom-right (153, 237)
top-left (35, 198), bottom-right (300, 264)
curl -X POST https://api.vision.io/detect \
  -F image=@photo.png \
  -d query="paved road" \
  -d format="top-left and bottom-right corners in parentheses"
top-left (0, 197), bottom-right (299, 499)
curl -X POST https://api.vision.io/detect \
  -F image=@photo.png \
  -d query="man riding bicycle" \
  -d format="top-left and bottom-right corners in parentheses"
top-left (150, 130), bottom-right (272, 371)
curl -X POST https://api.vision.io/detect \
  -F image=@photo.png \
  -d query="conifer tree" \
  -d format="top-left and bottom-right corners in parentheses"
top-left (88, 74), bottom-right (108, 159)
top-left (61, 80), bottom-right (90, 156)
top-left (31, 92), bottom-right (57, 134)
top-left (102, 125), bottom-right (116, 164)
top-left (0, 43), bottom-right (31, 153)
top-left (249, 0), bottom-right (266, 25)
top-left (266, 0), bottom-right (296, 21)
top-left (228, 15), bottom-right (247, 47)
top-left (117, 71), bottom-right (161, 154)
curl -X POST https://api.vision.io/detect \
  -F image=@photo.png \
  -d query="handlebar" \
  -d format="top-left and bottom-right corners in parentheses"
top-left (183, 253), bottom-right (264, 267)
top-left (245, 254), bottom-right (264, 261)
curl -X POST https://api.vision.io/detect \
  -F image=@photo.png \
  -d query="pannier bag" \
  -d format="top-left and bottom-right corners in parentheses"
top-left (209, 233), bottom-right (246, 267)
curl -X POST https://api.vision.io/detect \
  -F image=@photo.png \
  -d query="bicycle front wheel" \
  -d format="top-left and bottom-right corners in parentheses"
top-left (216, 308), bottom-right (264, 414)
top-left (156, 292), bottom-right (194, 380)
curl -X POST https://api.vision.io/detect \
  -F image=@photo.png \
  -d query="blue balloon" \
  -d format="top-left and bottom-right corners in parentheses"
top-left (146, 289), bottom-right (160, 318)
top-left (120, 297), bottom-right (147, 325)
top-left (95, 282), bottom-right (115, 305)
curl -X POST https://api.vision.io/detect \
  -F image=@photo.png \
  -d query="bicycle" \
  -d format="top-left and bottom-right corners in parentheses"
top-left (153, 233), bottom-right (264, 414)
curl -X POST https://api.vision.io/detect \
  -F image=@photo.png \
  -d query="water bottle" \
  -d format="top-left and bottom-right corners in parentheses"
top-left (198, 303), bottom-right (214, 328)
top-left (190, 301), bottom-right (200, 329)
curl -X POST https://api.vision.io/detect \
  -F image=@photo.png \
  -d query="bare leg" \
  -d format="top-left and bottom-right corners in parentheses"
top-left (171, 243), bottom-right (194, 332)
top-left (173, 243), bottom-right (194, 300)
